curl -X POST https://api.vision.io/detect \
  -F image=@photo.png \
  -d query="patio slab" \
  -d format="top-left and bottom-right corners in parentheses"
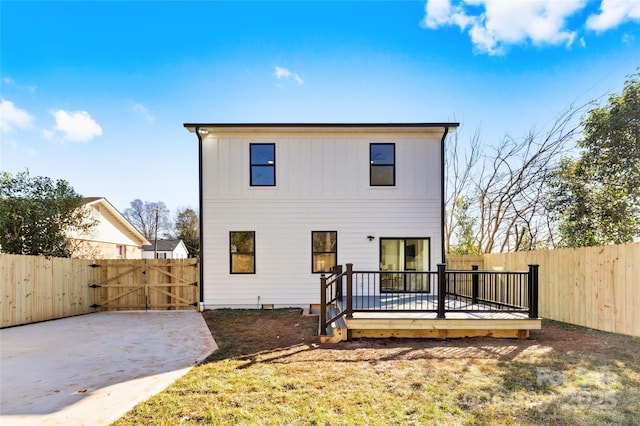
top-left (0, 311), bottom-right (217, 426)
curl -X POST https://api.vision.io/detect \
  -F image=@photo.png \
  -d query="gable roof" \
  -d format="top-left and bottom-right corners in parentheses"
top-left (142, 239), bottom-right (184, 252)
top-left (81, 197), bottom-right (150, 246)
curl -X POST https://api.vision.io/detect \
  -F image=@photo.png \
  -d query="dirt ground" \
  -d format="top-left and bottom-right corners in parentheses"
top-left (112, 309), bottom-right (639, 425)
top-left (201, 308), bottom-right (638, 363)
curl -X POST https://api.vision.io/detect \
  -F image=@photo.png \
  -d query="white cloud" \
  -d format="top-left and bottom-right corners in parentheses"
top-left (42, 129), bottom-right (54, 140)
top-left (274, 66), bottom-right (304, 84)
top-left (1, 77), bottom-right (36, 93)
top-left (586, 0), bottom-right (640, 32)
top-left (128, 101), bottom-right (155, 122)
top-left (50, 109), bottom-right (103, 142)
top-left (0, 99), bottom-right (34, 132)
top-left (422, 0), bottom-right (586, 55)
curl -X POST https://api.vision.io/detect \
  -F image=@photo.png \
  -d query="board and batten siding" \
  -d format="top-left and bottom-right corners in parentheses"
top-left (200, 129), bottom-right (445, 308)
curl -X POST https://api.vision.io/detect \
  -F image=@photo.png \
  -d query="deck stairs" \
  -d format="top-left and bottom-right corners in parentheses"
top-left (319, 304), bottom-right (348, 343)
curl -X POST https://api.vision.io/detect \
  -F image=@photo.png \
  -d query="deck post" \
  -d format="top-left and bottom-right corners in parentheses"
top-left (437, 263), bottom-right (446, 319)
top-left (528, 264), bottom-right (539, 319)
top-left (335, 265), bottom-right (343, 300)
top-left (346, 263), bottom-right (353, 318)
top-left (471, 264), bottom-right (479, 304)
top-left (320, 273), bottom-right (327, 335)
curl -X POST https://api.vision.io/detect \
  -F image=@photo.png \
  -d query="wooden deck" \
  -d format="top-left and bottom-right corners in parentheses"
top-left (320, 264), bottom-right (541, 343)
top-left (346, 312), bottom-right (541, 340)
top-left (321, 295), bottom-right (541, 343)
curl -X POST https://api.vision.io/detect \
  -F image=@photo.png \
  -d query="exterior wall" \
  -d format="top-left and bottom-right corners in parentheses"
top-left (142, 250), bottom-right (172, 259)
top-left (173, 242), bottom-right (189, 259)
top-left (142, 250), bottom-right (163, 259)
top-left (69, 203), bottom-right (145, 259)
top-left (70, 240), bottom-right (142, 259)
top-left (201, 128), bottom-right (445, 307)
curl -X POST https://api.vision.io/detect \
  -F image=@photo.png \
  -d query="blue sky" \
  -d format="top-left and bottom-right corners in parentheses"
top-left (1, 0), bottom-right (639, 216)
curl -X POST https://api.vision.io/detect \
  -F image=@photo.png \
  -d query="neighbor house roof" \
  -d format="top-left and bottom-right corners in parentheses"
top-left (81, 197), bottom-right (150, 246)
top-left (142, 239), bottom-right (184, 252)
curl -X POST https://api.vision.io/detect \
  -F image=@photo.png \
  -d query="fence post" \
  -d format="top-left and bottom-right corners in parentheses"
top-left (471, 264), bottom-right (479, 304)
top-left (320, 273), bottom-right (327, 336)
top-left (437, 263), bottom-right (446, 319)
top-left (528, 264), bottom-right (539, 319)
top-left (346, 263), bottom-right (353, 318)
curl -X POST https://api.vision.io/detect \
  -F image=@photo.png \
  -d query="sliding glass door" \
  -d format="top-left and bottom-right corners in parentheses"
top-left (380, 238), bottom-right (430, 292)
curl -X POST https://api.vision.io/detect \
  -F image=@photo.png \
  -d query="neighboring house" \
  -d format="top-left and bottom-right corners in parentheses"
top-left (184, 123), bottom-right (458, 309)
top-left (142, 239), bottom-right (189, 259)
top-left (69, 197), bottom-right (149, 259)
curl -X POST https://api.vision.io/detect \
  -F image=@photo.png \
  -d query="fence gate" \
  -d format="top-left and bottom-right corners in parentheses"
top-left (89, 259), bottom-right (199, 311)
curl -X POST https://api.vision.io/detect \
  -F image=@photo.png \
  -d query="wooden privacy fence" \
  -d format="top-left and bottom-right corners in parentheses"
top-left (448, 243), bottom-right (640, 337)
top-left (1, 253), bottom-right (97, 328)
top-left (1, 254), bottom-right (199, 328)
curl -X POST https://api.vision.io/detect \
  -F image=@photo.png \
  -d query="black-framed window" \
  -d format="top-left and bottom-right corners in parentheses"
top-left (370, 143), bottom-right (395, 186)
top-left (230, 231), bottom-right (255, 274)
top-left (312, 231), bottom-right (337, 273)
top-left (250, 143), bottom-right (276, 186)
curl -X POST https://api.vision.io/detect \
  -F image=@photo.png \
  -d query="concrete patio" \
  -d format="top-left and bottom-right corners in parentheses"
top-left (0, 311), bottom-right (217, 426)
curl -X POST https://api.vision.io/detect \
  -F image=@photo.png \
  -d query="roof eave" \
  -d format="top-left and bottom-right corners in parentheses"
top-left (184, 122), bottom-right (460, 134)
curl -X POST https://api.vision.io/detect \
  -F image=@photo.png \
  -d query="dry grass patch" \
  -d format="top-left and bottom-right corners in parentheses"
top-left (114, 309), bottom-right (640, 425)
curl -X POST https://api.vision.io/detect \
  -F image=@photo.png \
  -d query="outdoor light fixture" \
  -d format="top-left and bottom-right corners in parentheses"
top-left (198, 128), bottom-right (209, 135)
top-left (367, 235), bottom-right (375, 241)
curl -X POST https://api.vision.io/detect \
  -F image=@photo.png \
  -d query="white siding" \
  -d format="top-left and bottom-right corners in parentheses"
top-left (69, 205), bottom-right (142, 248)
top-left (201, 129), bottom-right (445, 307)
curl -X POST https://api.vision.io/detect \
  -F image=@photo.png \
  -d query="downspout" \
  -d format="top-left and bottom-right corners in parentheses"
top-left (196, 126), bottom-right (205, 309)
top-left (440, 125), bottom-right (449, 266)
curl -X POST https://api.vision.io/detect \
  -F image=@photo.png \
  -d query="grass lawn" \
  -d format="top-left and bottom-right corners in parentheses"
top-left (113, 309), bottom-right (640, 425)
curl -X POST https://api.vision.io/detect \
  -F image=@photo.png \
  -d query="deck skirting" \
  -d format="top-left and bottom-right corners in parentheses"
top-left (340, 316), bottom-right (541, 340)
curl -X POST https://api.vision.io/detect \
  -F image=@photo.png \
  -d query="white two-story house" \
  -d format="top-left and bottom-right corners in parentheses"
top-left (184, 123), bottom-right (458, 309)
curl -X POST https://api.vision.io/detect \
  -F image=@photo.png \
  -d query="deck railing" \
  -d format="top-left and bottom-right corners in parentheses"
top-left (320, 263), bottom-right (539, 336)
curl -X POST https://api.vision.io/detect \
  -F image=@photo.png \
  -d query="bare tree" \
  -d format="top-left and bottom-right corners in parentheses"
top-left (123, 199), bottom-right (172, 240)
top-left (445, 104), bottom-right (587, 253)
top-left (444, 127), bottom-right (480, 254)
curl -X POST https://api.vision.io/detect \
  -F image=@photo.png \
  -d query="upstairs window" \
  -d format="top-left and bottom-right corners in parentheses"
top-left (312, 231), bottom-right (337, 273)
top-left (250, 143), bottom-right (276, 186)
top-left (230, 231), bottom-right (255, 274)
top-left (370, 143), bottom-right (395, 186)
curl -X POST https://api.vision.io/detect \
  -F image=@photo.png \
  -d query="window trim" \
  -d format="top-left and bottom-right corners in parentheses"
top-left (369, 143), bottom-right (396, 186)
top-left (311, 231), bottom-right (338, 274)
top-left (250, 143), bottom-right (276, 187)
top-left (229, 231), bottom-right (256, 274)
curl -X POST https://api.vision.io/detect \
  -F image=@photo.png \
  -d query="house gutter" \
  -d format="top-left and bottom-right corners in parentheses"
top-left (195, 126), bottom-right (205, 309)
top-left (440, 125), bottom-right (449, 266)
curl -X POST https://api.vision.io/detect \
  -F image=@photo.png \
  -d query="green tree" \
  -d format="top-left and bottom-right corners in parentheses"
top-left (174, 207), bottom-right (199, 258)
top-left (447, 196), bottom-right (479, 255)
top-left (0, 170), bottom-right (96, 257)
top-left (550, 74), bottom-right (640, 246)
